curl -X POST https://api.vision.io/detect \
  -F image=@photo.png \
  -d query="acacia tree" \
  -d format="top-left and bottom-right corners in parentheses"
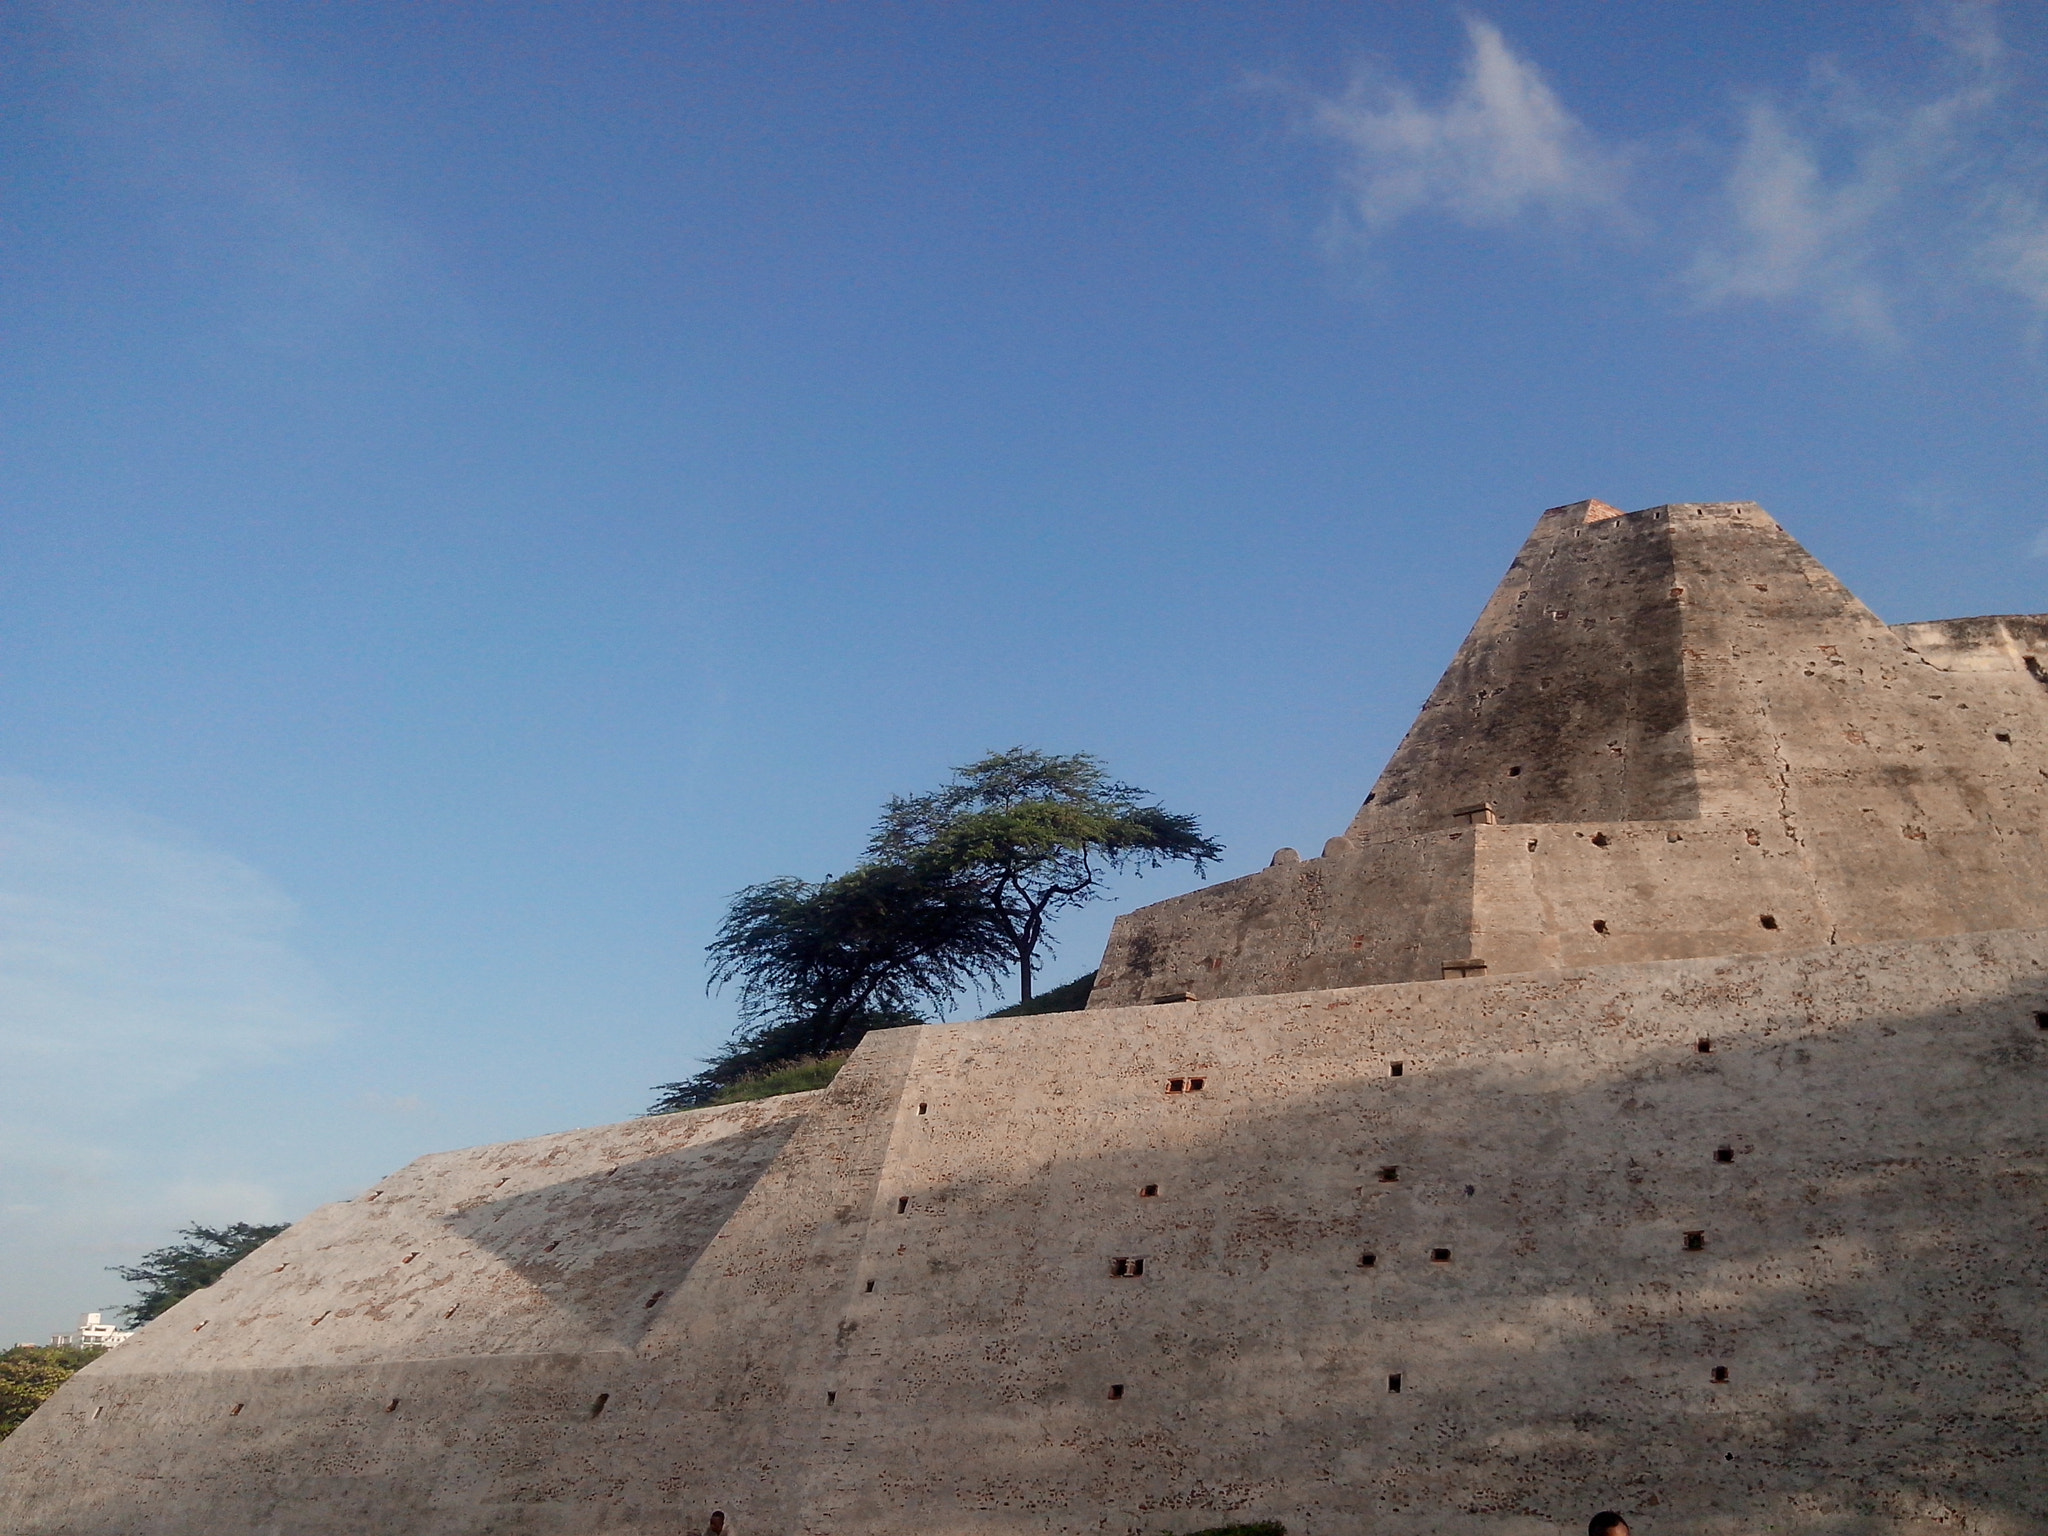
top-left (649, 860), bottom-right (1010, 1111)
top-left (113, 1222), bottom-right (290, 1326)
top-left (869, 748), bottom-right (1222, 1003)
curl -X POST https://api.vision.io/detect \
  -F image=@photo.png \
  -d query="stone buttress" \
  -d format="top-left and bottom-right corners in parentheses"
top-left (1089, 500), bottom-right (2048, 1005)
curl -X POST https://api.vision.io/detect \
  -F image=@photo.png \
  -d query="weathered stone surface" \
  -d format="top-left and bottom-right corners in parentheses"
top-left (1091, 502), bottom-right (2048, 1006)
top-left (6, 499), bottom-right (2044, 1536)
top-left (5, 933), bottom-right (2045, 1535)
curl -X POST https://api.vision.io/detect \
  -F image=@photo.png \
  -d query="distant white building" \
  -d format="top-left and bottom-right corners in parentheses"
top-left (50, 1312), bottom-right (131, 1350)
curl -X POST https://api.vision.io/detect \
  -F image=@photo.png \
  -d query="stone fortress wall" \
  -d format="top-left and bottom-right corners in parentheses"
top-left (1090, 502), bottom-right (2048, 1005)
top-left (3, 500), bottom-right (2043, 1536)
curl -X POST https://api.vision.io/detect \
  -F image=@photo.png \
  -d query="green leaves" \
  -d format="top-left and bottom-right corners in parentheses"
top-left (650, 861), bottom-right (1011, 1111)
top-left (111, 1222), bottom-right (290, 1326)
top-left (706, 862), bottom-right (1012, 1033)
top-left (0, 1346), bottom-right (105, 1441)
top-left (869, 748), bottom-right (1222, 1000)
top-left (652, 747), bottom-right (1220, 1110)
top-left (873, 748), bottom-right (1222, 877)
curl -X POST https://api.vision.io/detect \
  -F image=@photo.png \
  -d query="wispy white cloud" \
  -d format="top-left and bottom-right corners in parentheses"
top-left (1274, 4), bottom-right (2048, 346)
top-left (1683, 100), bottom-right (1905, 341)
top-left (42, 0), bottom-right (419, 344)
top-left (1981, 192), bottom-right (2048, 313)
top-left (1681, 10), bottom-right (2009, 342)
top-left (0, 780), bottom-right (339, 1334)
top-left (0, 778), bottom-right (338, 1116)
top-left (1280, 17), bottom-right (1623, 240)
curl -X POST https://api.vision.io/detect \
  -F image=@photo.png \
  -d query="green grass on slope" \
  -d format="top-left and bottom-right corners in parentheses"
top-left (700, 971), bottom-right (1098, 1107)
top-left (706, 1053), bottom-right (850, 1104)
top-left (985, 971), bottom-right (1096, 1017)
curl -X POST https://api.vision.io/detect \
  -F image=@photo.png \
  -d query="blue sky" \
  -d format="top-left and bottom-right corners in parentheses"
top-left (2, 0), bottom-right (2045, 1343)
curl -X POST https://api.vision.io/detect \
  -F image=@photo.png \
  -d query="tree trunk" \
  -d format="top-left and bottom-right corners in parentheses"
top-left (1018, 950), bottom-right (1033, 1003)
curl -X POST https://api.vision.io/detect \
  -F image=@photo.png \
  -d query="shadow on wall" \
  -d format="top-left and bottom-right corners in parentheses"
top-left (833, 976), bottom-right (2048, 1534)
top-left (3, 965), bottom-right (2042, 1536)
top-left (440, 1115), bottom-right (804, 1349)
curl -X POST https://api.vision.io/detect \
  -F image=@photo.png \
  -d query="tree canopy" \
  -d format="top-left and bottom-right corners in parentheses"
top-left (870, 748), bottom-right (1221, 1001)
top-left (0, 1346), bottom-right (105, 1441)
top-left (650, 748), bottom-right (1219, 1112)
top-left (648, 860), bottom-right (1011, 1111)
top-left (112, 1222), bottom-right (290, 1326)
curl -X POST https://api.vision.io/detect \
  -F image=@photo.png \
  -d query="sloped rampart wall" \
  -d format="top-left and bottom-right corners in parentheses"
top-left (4, 929), bottom-right (2044, 1536)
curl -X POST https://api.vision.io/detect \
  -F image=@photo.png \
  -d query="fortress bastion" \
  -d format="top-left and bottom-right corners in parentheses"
top-left (2, 498), bottom-right (2043, 1536)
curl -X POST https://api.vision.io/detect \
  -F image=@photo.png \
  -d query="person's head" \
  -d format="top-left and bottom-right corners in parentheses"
top-left (707, 1515), bottom-right (725, 1535)
top-left (1590, 1513), bottom-right (1629, 1536)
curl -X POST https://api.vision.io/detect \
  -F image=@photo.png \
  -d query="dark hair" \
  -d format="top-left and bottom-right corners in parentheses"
top-left (1590, 1515), bottom-right (1627, 1536)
